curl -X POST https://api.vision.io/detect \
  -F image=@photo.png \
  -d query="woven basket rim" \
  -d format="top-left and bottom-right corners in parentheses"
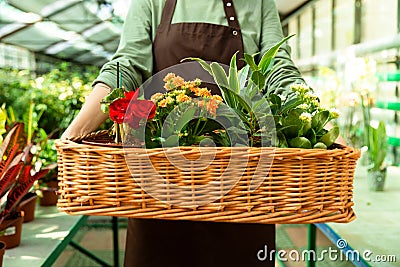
top-left (55, 131), bottom-right (360, 224)
top-left (55, 137), bottom-right (360, 159)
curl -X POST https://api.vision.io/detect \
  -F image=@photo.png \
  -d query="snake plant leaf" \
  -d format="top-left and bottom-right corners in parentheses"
top-left (210, 62), bottom-right (236, 106)
top-left (368, 121), bottom-right (388, 171)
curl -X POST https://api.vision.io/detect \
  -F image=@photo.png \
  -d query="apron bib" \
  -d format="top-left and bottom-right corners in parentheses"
top-left (124, 1), bottom-right (275, 266)
top-left (153, 0), bottom-right (245, 72)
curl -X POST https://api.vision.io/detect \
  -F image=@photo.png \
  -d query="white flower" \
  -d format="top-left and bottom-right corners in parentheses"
top-left (297, 103), bottom-right (309, 110)
top-left (311, 99), bottom-right (320, 107)
top-left (299, 112), bottom-right (312, 123)
top-left (304, 92), bottom-right (318, 100)
top-left (279, 94), bottom-right (287, 102)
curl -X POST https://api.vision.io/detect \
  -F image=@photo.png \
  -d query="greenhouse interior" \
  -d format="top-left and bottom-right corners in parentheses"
top-left (0, 0), bottom-right (399, 266)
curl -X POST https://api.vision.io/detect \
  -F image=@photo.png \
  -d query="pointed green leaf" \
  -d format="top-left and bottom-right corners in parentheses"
top-left (259, 34), bottom-right (295, 74)
top-left (228, 52), bottom-right (240, 94)
top-left (243, 53), bottom-right (259, 71)
top-left (182, 57), bottom-right (213, 76)
top-left (269, 94), bottom-right (282, 107)
top-left (251, 70), bottom-right (266, 91)
top-left (238, 65), bottom-right (250, 89)
top-left (210, 62), bottom-right (229, 89)
top-left (307, 128), bottom-right (317, 145)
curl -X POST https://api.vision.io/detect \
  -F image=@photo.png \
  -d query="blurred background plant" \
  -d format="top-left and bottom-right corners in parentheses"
top-left (0, 62), bottom-right (98, 138)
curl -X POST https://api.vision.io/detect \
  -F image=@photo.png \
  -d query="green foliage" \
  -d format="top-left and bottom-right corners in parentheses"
top-left (0, 62), bottom-right (98, 138)
top-left (0, 123), bottom-right (53, 221)
top-left (267, 84), bottom-right (340, 149)
top-left (189, 34), bottom-right (340, 149)
top-left (367, 121), bottom-right (388, 171)
top-left (0, 104), bottom-right (6, 143)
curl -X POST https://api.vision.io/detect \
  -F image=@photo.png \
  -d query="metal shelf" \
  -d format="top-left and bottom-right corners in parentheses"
top-left (388, 136), bottom-right (400, 146)
top-left (376, 72), bottom-right (400, 82)
top-left (375, 101), bottom-right (400, 111)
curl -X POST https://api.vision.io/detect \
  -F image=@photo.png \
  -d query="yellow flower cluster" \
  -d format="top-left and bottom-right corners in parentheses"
top-left (150, 73), bottom-right (224, 117)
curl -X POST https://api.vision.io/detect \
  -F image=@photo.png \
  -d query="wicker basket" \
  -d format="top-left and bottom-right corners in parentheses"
top-left (55, 131), bottom-right (360, 224)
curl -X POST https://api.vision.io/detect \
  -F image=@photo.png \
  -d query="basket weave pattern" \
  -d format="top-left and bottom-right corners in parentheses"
top-left (55, 133), bottom-right (360, 224)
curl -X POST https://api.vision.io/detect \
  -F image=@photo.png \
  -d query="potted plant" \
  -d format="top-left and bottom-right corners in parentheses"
top-left (5, 103), bottom-right (58, 207)
top-left (35, 139), bottom-right (59, 206)
top-left (366, 121), bottom-right (388, 191)
top-left (17, 191), bottom-right (38, 223)
top-left (0, 123), bottom-right (51, 248)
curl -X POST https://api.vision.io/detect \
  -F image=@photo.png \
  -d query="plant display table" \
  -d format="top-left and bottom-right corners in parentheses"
top-left (311, 165), bottom-right (400, 267)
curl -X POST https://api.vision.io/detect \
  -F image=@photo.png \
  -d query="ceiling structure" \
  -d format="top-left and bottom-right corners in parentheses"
top-left (276, 0), bottom-right (310, 18)
top-left (0, 0), bottom-right (310, 67)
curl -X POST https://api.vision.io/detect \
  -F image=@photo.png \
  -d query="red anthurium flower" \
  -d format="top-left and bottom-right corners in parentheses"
top-left (125, 99), bottom-right (156, 129)
top-left (124, 90), bottom-right (137, 100)
top-left (109, 98), bottom-right (130, 124)
top-left (109, 89), bottom-right (156, 129)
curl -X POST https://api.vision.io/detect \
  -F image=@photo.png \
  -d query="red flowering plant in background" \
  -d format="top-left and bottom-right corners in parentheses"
top-left (101, 87), bottom-right (156, 144)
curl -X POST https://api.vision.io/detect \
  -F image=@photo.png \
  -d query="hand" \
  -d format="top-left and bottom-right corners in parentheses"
top-left (61, 83), bottom-right (111, 140)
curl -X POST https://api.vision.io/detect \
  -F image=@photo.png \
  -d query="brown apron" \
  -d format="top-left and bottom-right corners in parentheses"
top-left (124, 1), bottom-right (275, 266)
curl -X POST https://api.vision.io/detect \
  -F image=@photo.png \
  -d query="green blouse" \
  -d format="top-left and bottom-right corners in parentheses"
top-left (94, 0), bottom-right (305, 96)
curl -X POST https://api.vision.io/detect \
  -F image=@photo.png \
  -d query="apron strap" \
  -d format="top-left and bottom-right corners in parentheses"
top-left (222, 0), bottom-right (241, 29)
top-left (161, 0), bottom-right (241, 29)
top-left (160, 0), bottom-right (177, 26)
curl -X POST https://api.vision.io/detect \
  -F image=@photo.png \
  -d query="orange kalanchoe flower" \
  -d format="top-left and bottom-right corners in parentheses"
top-left (176, 94), bottom-right (191, 103)
top-left (206, 99), bottom-right (219, 117)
